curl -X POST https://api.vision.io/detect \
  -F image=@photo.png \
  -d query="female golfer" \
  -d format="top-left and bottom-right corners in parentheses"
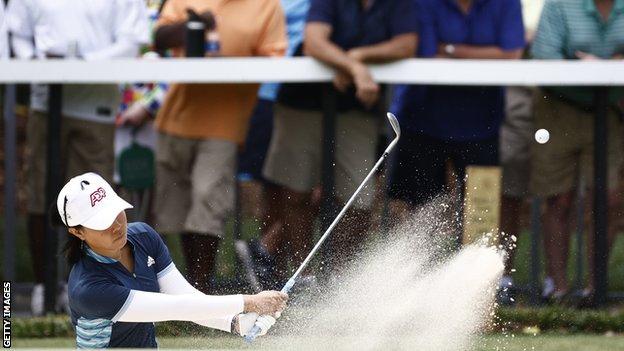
top-left (56, 172), bottom-right (287, 348)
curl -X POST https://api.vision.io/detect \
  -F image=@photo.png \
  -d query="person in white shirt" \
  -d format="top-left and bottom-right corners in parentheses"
top-left (6, 0), bottom-right (150, 316)
top-left (0, 1), bottom-right (8, 59)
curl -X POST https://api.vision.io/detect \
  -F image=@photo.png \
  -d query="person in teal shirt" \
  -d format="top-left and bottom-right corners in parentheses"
top-left (531, 0), bottom-right (624, 304)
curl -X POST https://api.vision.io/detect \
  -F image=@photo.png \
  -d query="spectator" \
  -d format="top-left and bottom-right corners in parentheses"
top-left (531, 0), bottom-right (624, 304)
top-left (0, 1), bottom-right (7, 59)
top-left (6, 0), bottom-right (150, 315)
top-left (498, 0), bottom-right (545, 305)
top-left (387, 0), bottom-right (524, 234)
top-left (115, 0), bottom-right (169, 222)
top-left (239, 0), bottom-right (312, 289)
top-left (153, 0), bottom-right (286, 293)
top-left (263, 0), bottom-right (418, 273)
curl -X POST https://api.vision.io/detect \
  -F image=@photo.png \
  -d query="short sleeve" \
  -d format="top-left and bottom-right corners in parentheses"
top-left (255, 0), bottom-right (287, 56)
top-left (531, 0), bottom-right (566, 59)
top-left (498, 0), bottom-right (526, 50)
top-left (72, 279), bottom-right (133, 322)
top-left (389, 0), bottom-right (419, 37)
top-left (307, 0), bottom-right (334, 25)
top-left (140, 223), bottom-right (174, 277)
top-left (156, 0), bottom-right (186, 27)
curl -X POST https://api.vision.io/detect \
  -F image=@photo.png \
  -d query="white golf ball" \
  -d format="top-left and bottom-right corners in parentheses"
top-left (535, 129), bottom-right (550, 144)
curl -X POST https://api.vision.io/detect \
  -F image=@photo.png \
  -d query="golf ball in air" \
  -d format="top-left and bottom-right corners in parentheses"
top-left (535, 129), bottom-right (550, 144)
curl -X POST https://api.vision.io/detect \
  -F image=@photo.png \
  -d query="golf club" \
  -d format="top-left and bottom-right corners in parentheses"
top-left (245, 112), bottom-right (401, 342)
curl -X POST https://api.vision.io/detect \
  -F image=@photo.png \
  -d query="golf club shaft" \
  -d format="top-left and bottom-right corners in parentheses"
top-left (245, 135), bottom-right (399, 343)
top-left (284, 143), bottom-right (397, 294)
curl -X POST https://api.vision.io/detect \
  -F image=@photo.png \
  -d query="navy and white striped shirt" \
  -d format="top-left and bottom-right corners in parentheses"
top-left (68, 222), bottom-right (174, 348)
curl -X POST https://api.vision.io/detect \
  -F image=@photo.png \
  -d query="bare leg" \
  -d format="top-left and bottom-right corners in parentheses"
top-left (543, 191), bottom-right (575, 295)
top-left (181, 233), bottom-right (221, 294)
top-left (500, 195), bottom-right (522, 276)
top-left (281, 188), bottom-right (315, 273)
top-left (260, 183), bottom-right (288, 279)
top-left (329, 207), bottom-right (372, 272)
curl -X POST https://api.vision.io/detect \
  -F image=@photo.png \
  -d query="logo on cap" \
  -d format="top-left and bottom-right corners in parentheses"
top-left (90, 187), bottom-right (107, 207)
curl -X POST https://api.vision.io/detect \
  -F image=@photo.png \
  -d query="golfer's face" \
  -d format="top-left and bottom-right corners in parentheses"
top-left (83, 211), bottom-right (128, 251)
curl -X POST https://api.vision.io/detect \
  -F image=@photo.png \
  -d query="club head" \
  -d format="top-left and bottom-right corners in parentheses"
top-left (386, 112), bottom-right (401, 139)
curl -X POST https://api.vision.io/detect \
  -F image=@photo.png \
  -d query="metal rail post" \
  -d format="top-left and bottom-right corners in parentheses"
top-left (3, 84), bottom-right (17, 282)
top-left (592, 87), bottom-right (609, 307)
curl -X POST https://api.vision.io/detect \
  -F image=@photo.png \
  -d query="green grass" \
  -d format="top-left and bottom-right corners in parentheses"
top-left (10, 334), bottom-right (624, 350)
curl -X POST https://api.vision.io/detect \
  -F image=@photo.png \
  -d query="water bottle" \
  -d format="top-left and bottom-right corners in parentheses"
top-left (185, 9), bottom-right (206, 58)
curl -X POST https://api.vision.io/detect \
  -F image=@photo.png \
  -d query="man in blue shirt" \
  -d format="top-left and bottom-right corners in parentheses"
top-left (238, 0), bottom-right (311, 288)
top-left (263, 0), bottom-right (418, 272)
top-left (388, 0), bottom-right (525, 219)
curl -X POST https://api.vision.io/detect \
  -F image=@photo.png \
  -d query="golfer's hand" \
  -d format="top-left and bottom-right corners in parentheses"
top-left (243, 291), bottom-right (288, 315)
top-left (235, 313), bottom-right (276, 337)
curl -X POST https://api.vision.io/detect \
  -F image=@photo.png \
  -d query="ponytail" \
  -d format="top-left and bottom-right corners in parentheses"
top-left (63, 235), bottom-right (84, 266)
top-left (48, 202), bottom-right (84, 266)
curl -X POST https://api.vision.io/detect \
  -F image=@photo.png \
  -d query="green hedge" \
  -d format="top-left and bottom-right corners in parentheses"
top-left (11, 306), bottom-right (624, 339)
top-left (496, 307), bottom-right (624, 333)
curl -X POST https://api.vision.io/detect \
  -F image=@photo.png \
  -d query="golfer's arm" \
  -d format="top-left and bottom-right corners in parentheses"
top-left (115, 290), bottom-right (244, 332)
top-left (154, 263), bottom-right (239, 332)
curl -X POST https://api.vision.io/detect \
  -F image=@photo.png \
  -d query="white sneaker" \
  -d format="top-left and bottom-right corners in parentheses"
top-left (56, 283), bottom-right (70, 314)
top-left (542, 277), bottom-right (555, 298)
top-left (31, 284), bottom-right (44, 317)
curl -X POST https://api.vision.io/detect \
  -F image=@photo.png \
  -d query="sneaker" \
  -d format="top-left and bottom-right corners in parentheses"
top-left (31, 284), bottom-right (44, 317)
top-left (247, 239), bottom-right (278, 290)
top-left (542, 277), bottom-right (555, 299)
top-left (574, 288), bottom-right (595, 309)
top-left (497, 276), bottom-right (516, 306)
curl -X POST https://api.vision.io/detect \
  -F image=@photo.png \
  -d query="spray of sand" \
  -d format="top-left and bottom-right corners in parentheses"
top-left (263, 196), bottom-right (505, 350)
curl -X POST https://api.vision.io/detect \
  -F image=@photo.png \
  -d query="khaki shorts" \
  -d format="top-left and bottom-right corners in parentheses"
top-left (530, 92), bottom-right (623, 197)
top-left (155, 132), bottom-right (236, 237)
top-left (27, 111), bottom-right (115, 214)
top-left (262, 104), bottom-right (379, 209)
top-left (500, 86), bottom-right (534, 198)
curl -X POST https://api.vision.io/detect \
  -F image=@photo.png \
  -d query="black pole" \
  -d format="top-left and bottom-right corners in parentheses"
top-left (574, 181), bottom-right (585, 291)
top-left (320, 84), bottom-right (337, 268)
top-left (3, 84), bottom-right (17, 282)
top-left (529, 197), bottom-right (542, 305)
top-left (592, 86), bottom-right (609, 307)
top-left (44, 84), bottom-right (63, 313)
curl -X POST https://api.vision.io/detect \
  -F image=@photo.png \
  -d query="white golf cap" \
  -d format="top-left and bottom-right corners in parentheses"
top-left (56, 172), bottom-right (133, 230)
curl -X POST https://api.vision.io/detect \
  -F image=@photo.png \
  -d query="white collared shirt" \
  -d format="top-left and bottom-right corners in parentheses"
top-left (0, 1), bottom-right (8, 59)
top-left (6, 0), bottom-right (150, 122)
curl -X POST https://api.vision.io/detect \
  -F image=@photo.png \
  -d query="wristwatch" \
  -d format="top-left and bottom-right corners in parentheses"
top-left (444, 44), bottom-right (456, 57)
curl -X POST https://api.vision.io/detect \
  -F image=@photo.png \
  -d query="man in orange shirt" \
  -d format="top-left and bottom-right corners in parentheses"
top-left (153, 0), bottom-right (286, 292)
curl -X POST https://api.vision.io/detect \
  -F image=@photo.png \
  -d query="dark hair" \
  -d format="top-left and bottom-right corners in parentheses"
top-left (48, 202), bottom-right (84, 266)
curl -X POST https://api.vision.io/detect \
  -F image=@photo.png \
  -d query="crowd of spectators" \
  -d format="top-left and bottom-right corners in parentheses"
top-left (1, 0), bottom-right (623, 314)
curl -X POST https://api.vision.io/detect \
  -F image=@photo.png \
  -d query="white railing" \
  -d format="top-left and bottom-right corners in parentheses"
top-left (0, 57), bottom-right (622, 85)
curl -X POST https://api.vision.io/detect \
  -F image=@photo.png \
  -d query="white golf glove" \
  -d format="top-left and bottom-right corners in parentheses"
top-left (236, 313), bottom-right (277, 337)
